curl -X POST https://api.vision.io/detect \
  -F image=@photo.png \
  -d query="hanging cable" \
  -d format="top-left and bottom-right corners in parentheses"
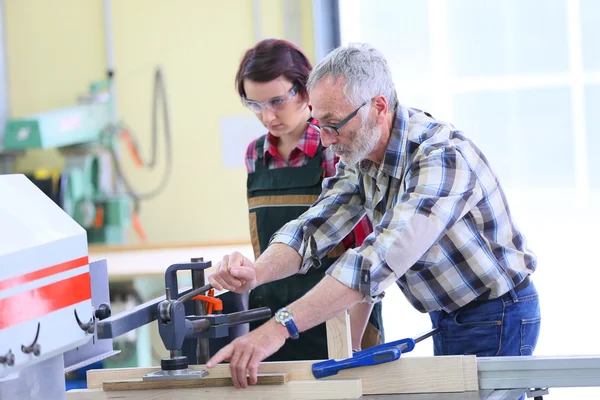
top-left (106, 66), bottom-right (173, 212)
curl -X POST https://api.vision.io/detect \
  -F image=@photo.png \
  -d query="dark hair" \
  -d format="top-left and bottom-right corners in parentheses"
top-left (235, 38), bottom-right (313, 100)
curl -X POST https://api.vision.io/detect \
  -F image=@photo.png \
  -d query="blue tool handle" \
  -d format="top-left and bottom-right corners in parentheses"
top-left (312, 348), bottom-right (401, 378)
top-left (355, 337), bottom-right (416, 358)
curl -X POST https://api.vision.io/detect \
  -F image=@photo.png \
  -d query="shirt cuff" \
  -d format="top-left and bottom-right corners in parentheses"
top-left (269, 232), bottom-right (315, 274)
top-left (325, 250), bottom-right (386, 304)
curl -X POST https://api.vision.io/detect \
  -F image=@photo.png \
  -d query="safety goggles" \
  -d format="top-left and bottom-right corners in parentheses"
top-left (243, 84), bottom-right (298, 113)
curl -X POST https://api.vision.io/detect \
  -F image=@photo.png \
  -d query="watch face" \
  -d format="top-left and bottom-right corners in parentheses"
top-left (276, 309), bottom-right (291, 323)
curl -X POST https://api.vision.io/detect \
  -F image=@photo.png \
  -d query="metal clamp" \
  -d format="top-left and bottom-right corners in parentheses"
top-left (0, 349), bottom-right (15, 366)
top-left (21, 323), bottom-right (41, 356)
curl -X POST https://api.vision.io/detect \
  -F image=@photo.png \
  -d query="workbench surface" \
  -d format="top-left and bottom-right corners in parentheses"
top-left (356, 389), bottom-right (526, 400)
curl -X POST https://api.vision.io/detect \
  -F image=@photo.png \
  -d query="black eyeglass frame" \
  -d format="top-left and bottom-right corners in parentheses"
top-left (306, 100), bottom-right (369, 136)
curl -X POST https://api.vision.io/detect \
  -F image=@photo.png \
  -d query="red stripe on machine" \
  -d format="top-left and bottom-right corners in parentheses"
top-left (0, 272), bottom-right (91, 330)
top-left (0, 256), bottom-right (89, 291)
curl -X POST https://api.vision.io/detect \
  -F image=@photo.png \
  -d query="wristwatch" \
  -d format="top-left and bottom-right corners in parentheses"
top-left (274, 308), bottom-right (299, 340)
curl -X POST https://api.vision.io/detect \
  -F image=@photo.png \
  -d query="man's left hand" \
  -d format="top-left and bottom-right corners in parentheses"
top-left (206, 320), bottom-right (288, 388)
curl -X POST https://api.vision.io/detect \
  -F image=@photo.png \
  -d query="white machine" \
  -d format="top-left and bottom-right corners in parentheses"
top-left (0, 174), bottom-right (115, 400)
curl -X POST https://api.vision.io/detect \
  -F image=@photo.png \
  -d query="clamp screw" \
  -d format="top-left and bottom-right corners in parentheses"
top-left (95, 303), bottom-right (112, 320)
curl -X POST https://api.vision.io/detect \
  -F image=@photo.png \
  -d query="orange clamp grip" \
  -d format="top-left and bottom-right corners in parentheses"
top-left (191, 295), bottom-right (223, 314)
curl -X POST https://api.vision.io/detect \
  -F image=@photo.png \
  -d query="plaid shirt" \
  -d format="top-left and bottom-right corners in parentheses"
top-left (271, 105), bottom-right (537, 313)
top-left (245, 123), bottom-right (337, 176)
top-left (245, 123), bottom-right (372, 248)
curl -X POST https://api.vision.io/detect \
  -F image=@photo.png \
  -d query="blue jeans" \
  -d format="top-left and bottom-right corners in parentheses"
top-left (429, 281), bottom-right (541, 357)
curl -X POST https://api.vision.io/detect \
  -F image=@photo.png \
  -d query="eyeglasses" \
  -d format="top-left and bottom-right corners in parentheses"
top-left (242, 84), bottom-right (298, 113)
top-left (306, 101), bottom-right (369, 136)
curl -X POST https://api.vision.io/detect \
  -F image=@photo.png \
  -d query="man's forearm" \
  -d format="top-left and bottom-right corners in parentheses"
top-left (254, 243), bottom-right (302, 286)
top-left (287, 275), bottom-right (364, 333)
top-left (348, 301), bottom-right (374, 350)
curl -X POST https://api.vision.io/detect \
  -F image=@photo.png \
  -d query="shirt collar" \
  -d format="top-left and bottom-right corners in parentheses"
top-left (262, 120), bottom-right (321, 162)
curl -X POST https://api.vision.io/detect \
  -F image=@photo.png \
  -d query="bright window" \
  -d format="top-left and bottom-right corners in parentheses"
top-left (339, 1), bottom-right (600, 397)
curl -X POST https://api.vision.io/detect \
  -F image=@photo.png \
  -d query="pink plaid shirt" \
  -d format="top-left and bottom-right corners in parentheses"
top-left (245, 123), bottom-right (373, 247)
top-left (245, 123), bottom-right (337, 176)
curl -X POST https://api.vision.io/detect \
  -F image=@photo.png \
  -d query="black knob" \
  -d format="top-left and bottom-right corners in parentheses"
top-left (190, 257), bottom-right (204, 262)
top-left (95, 303), bottom-right (112, 320)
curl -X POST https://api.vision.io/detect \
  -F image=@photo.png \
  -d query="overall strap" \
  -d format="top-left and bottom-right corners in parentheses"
top-left (305, 140), bottom-right (325, 169)
top-left (254, 135), bottom-right (325, 171)
top-left (253, 135), bottom-right (268, 172)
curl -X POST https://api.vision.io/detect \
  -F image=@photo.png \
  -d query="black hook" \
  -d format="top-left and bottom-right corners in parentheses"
top-left (0, 349), bottom-right (15, 366)
top-left (74, 309), bottom-right (95, 334)
top-left (21, 323), bottom-right (41, 356)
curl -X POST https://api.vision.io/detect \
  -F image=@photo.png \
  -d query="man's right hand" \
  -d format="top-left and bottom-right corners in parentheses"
top-left (209, 251), bottom-right (258, 293)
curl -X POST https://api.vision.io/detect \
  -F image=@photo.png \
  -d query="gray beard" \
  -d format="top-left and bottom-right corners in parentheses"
top-left (331, 118), bottom-right (381, 165)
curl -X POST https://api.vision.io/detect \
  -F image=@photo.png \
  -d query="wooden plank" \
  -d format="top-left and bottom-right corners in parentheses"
top-left (326, 311), bottom-right (352, 360)
top-left (330, 355), bottom-right (475, 395)
top-left (88, 240), bottom-right (252, 253)
top-left (87, 355), bottom-right (478, 395)
top-left (102, 373), bottom-right (288, 391)
top-left (87, 362), bottom-right (314, 389)
top-left (462, 355), bottom-right (479, 391)
top-left (68, 379), bottom-right (363, 400)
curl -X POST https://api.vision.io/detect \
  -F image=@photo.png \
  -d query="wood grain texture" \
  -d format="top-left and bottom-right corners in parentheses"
top-left (462, 355), bottom-right (479, 391)
top-left (328, 355), bottom-right (479, 395)
top-left (86, 355), bottom-right (478, 395)
top-left (102, 373), bottom-right (288, 391)
top-left (326, 311), bottom-right (352, 360)
top-left (68, 379), bottom-right (363, 400)
top-left (88, 240), bottom-right (252, 253)
top-left (87, 362), bottom-right (314, 389)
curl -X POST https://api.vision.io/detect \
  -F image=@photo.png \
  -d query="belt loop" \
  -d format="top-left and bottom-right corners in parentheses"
top-left (507, 287), bottom-right (519, 304)
top-left (506, 276), bottom-right (529, 304)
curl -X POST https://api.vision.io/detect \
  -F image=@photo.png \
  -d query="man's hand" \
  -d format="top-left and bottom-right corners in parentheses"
top-left (209, 252), bottom-right (257, 293)
top-left (206, 320), bottom-right (288, 389)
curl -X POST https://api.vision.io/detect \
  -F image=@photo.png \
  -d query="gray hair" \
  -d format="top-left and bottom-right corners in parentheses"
top-left (306, 43), bottom-right (398, 116)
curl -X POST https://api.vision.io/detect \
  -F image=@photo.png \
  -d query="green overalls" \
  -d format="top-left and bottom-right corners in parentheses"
top-left (247, 135), bottom-right (384, 361)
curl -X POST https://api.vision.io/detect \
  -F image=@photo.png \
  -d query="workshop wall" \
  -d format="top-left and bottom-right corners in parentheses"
top-left (5, 0), bottom-right (106, 170)
top-left (4, 0), bottom-right (316, 246)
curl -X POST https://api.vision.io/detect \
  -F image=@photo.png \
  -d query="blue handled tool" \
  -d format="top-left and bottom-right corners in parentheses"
top-left (312, 327), bottom-right (440, 379)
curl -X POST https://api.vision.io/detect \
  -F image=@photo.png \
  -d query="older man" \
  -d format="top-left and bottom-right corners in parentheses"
top-left (207, 43), bottom-right (541, 389)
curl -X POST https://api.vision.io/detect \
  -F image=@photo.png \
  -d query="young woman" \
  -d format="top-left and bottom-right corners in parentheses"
top-left (234, 38), bottom-right (384, 361)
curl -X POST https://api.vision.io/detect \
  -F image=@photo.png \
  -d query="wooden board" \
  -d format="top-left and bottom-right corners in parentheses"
top-left (86, 355), bottom-right (479, 395)
top-left (103, 373), bottom-right (288, 391)
top-left (68, 379), bottom-right (363, 400)
top-left (326, 311), bottom-right (352, 360)
top-left (86, 362), bottom-right (311, 390)
top-left (330, 355), bottom-right (479, 395)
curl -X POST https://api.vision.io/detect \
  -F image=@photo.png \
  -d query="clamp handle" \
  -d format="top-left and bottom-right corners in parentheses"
top-left (191, 294), bottom-right (222, 314)
top-left (312, 338), bottom-right (415, 379)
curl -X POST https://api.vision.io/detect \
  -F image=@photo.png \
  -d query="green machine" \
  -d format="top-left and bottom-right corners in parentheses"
top-left (3, 82), bottom-right (132, 244)
top-left (2, 68), bottom-right (172, 245)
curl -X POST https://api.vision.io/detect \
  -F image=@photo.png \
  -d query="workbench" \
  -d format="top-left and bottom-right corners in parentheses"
top-left (350, 391), bottom-right (527, 399)
top-left (88, 241), bottom-right (254, 281)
